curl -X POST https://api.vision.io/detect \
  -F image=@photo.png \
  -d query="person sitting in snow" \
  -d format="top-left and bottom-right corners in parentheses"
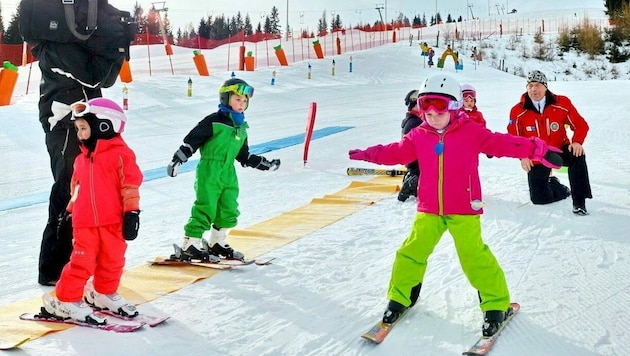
top-left (507, 70), bottom-right (592, 215)
top-left (42, 98), bottom-right (143, 324)
top-left (348, 74), bottom-right (563, 337)
top-left (167, 78), bottom-right (281, 262)
top-left (398, 89), bottom-right (423, 202)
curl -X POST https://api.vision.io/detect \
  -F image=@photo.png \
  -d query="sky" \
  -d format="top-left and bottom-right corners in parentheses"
top-left (1, 6), bottom-right (629, 356)
top-left (1, 0), bottom-right (605, 34)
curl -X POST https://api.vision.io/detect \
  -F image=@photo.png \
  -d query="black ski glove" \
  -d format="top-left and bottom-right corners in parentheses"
top-left (122, 210), bottom-right (140, 241)
top-left (167, 145), bottom-right (193, 177)
top-left (57, 210), bottom-right (72, 240)
top-left (245, 155), bottom-right (281, 171)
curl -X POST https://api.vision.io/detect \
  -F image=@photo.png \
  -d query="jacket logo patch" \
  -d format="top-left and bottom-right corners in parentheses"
top-left (526, 126), bottom-right (536, 132)
top-left (550, 122), bottom-right (560, 132)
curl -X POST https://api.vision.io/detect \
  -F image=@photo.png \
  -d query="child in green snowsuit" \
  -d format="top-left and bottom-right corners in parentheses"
top-left (167, 78), bottom-right (280, 262)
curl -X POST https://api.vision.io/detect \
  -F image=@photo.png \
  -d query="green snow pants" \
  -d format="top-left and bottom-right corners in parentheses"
top-left (184, 159), bottom-right (240, 238)
top-left (387, 213), bottom-right (510, 312)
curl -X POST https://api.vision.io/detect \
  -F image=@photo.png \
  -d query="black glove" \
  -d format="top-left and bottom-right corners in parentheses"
top-left (122, 210), bottom-right (140, 241)
top-left (57, 210), bottom-right (72, 240)
top-left (167, 145), bottom-right (193, 177)
top-left (246, 155), bottom-right (281, 171)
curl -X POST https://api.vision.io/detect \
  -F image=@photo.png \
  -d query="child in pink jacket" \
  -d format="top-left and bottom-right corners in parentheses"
top-left (348, 74), bottom-right (561, 337)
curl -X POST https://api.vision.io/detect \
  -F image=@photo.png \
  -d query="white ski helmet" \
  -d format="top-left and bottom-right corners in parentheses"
top-left (417, 74), bottom-right (463, 110)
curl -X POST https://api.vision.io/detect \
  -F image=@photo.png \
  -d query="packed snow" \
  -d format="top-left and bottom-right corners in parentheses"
top-left (0, 10), bottom-right (629, 356)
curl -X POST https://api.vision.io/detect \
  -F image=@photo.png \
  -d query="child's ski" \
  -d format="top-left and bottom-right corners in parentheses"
top-left (462, 302), bottom-right (520, 356)
top-left (361, 308), bottom-right (411, 344)
top-left (94, 310), bottom-right (170, 327)
top-left (20, 309), bottom-right (144, 333)
top-left (347, 167), bottom-right (406, 176)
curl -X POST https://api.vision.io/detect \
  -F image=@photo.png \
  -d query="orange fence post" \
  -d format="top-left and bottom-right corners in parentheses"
top-left (0, 61), bottom-right (19, 106)
top-left (336, 37), bottom-right (341, 55)
top-left (192, 50), bottom-right (210, 76)
top-left (119, 60), bottom-right (133, 83)
top-left (313, 40), bottom-right (324, 59)
top-left (274, 45), bottom-right (289, 66)
top-left (244, 51), bottom-right (255, 71)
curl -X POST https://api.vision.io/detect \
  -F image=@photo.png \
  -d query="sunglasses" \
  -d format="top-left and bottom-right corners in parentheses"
top-left (219, 83), bottom-right (255, 98)
top-left (417, 94), bottom-right (459, 114)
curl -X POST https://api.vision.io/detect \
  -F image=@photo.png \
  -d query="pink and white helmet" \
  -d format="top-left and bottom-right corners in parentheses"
top-left (461, 84), bottom-right (476, 100)
top-left (71, 97), bottom-right (127, 134)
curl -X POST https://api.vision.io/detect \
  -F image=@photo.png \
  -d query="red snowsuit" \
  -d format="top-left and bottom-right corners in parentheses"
top-left (460, 106), bottom-right (487, 128)
top-left (55, 136), bottom-right (142, 302)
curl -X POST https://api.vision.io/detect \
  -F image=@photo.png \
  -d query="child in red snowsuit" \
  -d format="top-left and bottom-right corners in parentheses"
top-left (460, 84), bottom-right (487, 127)
top-left (42, 98), bottom-right (143, 324)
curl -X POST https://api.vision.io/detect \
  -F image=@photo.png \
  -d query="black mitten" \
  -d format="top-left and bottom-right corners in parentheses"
top-left (122, 210), bottom-right (140, 241)
top-left (167, 145), bottom-right (193, 177)
top-left (57, 210), bottom-right (72, 240)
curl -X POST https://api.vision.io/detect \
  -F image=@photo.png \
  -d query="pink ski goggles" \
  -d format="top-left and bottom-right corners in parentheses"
top-left (417, 94), bottom-right (461, 114)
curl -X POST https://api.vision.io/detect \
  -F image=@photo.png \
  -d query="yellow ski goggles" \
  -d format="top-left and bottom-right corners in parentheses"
top-left (219, 83), bottom-right (254, 98)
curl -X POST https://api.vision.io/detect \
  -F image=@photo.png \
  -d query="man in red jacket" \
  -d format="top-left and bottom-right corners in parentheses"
top-left (507, 70), bottom-right (592, 215)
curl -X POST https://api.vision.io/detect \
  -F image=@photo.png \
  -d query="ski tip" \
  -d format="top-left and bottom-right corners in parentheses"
top-left (255, 257), bottom-right (276, 265)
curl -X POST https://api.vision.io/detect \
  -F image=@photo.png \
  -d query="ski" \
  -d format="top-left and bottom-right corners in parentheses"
top-left (94, 310), bottom-right (170, 327)
top-left (149, 256), bottom-right (234, 269)
top-left (347, 167), bottom-right (406, 176)
top-left (0, 337), bottom-right (30, 350)
top-left (361, 308), bottom-right (411, 344)
top-left (20, 309), bottom-right (144, 333)
top-left (462, 302), bottom-right (520, 356)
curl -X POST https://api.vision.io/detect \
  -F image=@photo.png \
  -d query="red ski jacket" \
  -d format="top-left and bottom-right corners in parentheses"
top-left (507, 92), bottom-right (589, 149)
top-left (68, 135), bottom-right (142, 227)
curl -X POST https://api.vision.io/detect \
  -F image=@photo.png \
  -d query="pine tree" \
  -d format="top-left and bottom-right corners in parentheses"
top-left (270, 6), bottom-right (281, 35)
top-left (3, 4), bottom-right (22, 44)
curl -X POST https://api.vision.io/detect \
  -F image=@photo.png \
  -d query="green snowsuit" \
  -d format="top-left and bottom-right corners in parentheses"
top-left (179, 110), bottom-right (268, 238)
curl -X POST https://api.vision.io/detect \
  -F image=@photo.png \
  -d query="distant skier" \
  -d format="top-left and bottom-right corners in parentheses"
top-left (427, 47), bottom-right (435, 67)
top-left (166, 78), bottom-right (281, 262)
top-left (349, 74), bottom-right (562, 336)
top-left (398, 89), bottom-right (423, 202)
top-left (42, 98), bottom-right (143, 324)
top-left (460, 84), bottom-right (487, 128)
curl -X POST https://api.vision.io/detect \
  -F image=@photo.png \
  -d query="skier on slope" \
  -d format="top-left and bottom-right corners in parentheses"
top-left (42, 98), bottom-right (142, 324)
top-left (349, 74), bottom-right (563, 336)
top-left (166, 78), bottom-right (281, 262)
top-left (459, 84), bottom-right (487, 128)
top-left (397, 89), bottom-right (423, 202)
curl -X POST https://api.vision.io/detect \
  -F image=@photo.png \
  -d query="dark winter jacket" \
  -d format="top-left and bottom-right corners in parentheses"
top-left (401, 110), bottom-right (423, 175)
top-left (33, 41), bottom-right (123, 132)
top-left (181, 110), bottom-right (268, 169)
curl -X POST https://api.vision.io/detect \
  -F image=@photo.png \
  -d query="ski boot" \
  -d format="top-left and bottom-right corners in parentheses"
top-left (382, 300), bottom-right (407, 324)
top-left (204, 227), bottom-right (245, 260)
top-left (397, 172), bottom-right (418, 202)
top-left (175, 237), bottom-right (221, 263)
top-left (409, 282), bottom-right (422, 308)
top-left (482, 307), bottom-right (513, 337)
top-left (84, 283), bottom-right (138, 318)
top-left (42, 292), bottom-right (106, 325)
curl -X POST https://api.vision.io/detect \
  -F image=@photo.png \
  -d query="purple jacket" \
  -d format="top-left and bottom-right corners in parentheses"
top-left (359, 115), bottom-right (538, 215)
